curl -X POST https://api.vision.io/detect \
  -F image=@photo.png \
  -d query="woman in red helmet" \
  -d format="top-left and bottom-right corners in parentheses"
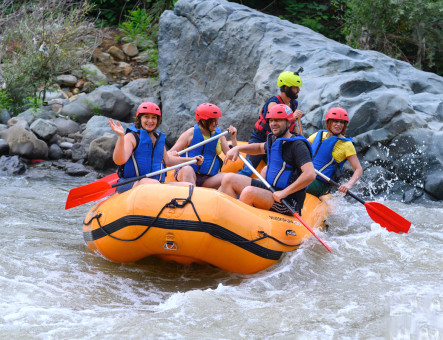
top-left (306, 107), bottom-right (363, 197)
top-left (108, 102), bottom-right (203, 193)
top-left (220, 104), bottom-right (315, 216)
top-left (168, 103), bottom-right (237, 188)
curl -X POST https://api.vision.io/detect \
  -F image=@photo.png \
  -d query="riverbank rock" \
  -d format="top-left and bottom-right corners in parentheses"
top-left (157, 0), bottom-right (443, 200)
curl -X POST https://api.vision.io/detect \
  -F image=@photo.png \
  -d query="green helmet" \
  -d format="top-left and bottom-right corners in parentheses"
top-left (277, 71), bottom-right (303, 88)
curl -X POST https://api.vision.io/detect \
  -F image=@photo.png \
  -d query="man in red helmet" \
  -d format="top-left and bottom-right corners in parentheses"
top-left (168, 103), bottom-right (237, 188)
top-left (306, 107), bottom-right (363, 197)
top-left (108, 102), bottom-right (204, 193)
top-left (220, 104), bottom-right (315, 216)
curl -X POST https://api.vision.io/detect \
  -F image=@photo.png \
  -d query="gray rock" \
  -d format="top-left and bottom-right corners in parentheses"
top-left (0, 155), bottom-right (27, 175)
top-left (71, 143), bottom-right (88, 162)
top-left (17, 108), bottom-right (55, 125)
top-left (48, 144), bottom-right (63, 160)
top-left (30, 118), bottom-right (58, 141)
top-left (88, 135), bottom-right (116, 170)
top-left (0, 109), bottom-right (10, 124)
top-left (56, 74), bottom-right (78, 87)
top-left (87, 85), bottom-right (134, 121)
top-left (65, 162), bottom-right (89, 176)
top-left (53, 118), bottom-right (81, 136)
top-left (81, 63), bottom-right (108, 85)
top-left (0, 138), bottom-right (9, 155)
top-left (82, 115), bottom-right (129, 145)
top-left (2, 125), bottom-right (48, 159)
top-left (157, 0), bottom-right (443, 201)
top-left (424, 169), bottom-right (443, 200)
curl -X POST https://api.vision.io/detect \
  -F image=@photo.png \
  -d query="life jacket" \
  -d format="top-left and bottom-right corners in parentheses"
top-left (265, 133), bottom-right (313, 190)
top-left (253, 95), bottom-right (298, 137)
top-left (118, 126), bottom-right (166, 182)
top-left (182, 124), bottom-right (222, 176)
top-left (311, 129), bottom-right (355, 183)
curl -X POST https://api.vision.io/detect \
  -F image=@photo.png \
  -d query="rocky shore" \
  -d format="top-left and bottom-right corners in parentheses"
top-left (1, 0), bottom-right (442, 204)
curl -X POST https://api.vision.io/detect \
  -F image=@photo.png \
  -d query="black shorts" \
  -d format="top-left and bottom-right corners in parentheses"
top-left (250, 179), bottom-right (300, 216)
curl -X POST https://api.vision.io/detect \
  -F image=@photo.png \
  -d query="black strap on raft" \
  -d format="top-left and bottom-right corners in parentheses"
top-left (84, 184), bottom-right (301, 247)
top-left (84, 185), bottom-right (200, 242)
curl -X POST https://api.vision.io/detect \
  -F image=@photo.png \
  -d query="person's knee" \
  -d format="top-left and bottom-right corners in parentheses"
top-left (239, 186), bottom-right (256, 204)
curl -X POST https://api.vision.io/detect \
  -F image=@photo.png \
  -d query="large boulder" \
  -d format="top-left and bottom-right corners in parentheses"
top-left (158, 0), bottom-right (443, 200)
top-left (88, 134), bottom-right (117, 170)
top-left (0, 124), bottom-right (48, 159)
top-left (61, 85), bottom-right (134, 123)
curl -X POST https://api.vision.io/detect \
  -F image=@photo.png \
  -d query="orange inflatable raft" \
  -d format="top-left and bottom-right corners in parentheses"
top-left (83, 183), bottom-right (329, 274)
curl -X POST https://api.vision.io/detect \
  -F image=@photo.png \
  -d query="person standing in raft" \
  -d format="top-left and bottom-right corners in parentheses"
top-left (306, 107), bottom-right (363, 197)
top-left (108, 102), bottom-right (204, 193)
top-left (219, 104), bottom-right (316, 216)
top-left (237, 70), bottom-right (304, 177)
top-left (167, 103), bottom-right (238, 189)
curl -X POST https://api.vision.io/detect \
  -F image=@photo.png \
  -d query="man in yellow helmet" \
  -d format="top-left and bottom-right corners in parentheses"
top-left (237, 70), bottom-right (304, 177)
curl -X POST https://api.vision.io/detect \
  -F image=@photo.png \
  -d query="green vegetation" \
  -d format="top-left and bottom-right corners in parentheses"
top-left (229, 0), bottom-right (442, 75)
top-left (0, 0), bottom-right (100, 114)
top-left (0, 0), bottom-right (440, 117)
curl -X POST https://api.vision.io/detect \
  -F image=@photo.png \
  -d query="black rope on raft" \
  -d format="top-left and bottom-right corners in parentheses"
top-left (89, 185), bottom-right (200, 242)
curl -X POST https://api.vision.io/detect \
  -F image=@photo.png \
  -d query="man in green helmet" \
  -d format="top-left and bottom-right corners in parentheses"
top-left (237, 70), bottom-right (304, 177)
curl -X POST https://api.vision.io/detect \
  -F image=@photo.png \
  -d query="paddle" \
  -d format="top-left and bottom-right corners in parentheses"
top-left (314, 170), bottom-right (411, 233)
top-left (66, 130), bottom-right (231, 208)
top-left (234, 149), bottom-right (331, 252)
top-left (65, 159), bottom-right (198, 210)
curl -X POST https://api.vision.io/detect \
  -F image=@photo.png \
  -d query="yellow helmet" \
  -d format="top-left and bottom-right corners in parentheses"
top-left (277, 71), bottom-right (302, 88)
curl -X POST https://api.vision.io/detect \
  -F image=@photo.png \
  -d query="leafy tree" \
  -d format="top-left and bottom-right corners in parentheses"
top-left (343, 0), bottom-right (442, 74)
top-left (0, 0), bottom-right (100, 113)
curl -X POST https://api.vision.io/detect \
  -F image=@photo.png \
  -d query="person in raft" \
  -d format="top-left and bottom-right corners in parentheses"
top-left (306, 107), bottom-right (363, 197)
top-left (108, 101), bottom-right (204, 193)
top-left (167, 103), bottom-right (238, 189)
top-left (219, 104), bottom-right (316, 216)
top-left (237, 70), bottom-right (304, 177)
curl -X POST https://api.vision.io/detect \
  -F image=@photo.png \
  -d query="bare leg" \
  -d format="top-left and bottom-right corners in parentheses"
top-left (176, 165), bottom-right (197, 186)
top-left (240, 186), bottom-right (274, 209)
top-left (202, 173), bottom-right (225, 189)
top-left (219, 173), bottom-right (252, 198)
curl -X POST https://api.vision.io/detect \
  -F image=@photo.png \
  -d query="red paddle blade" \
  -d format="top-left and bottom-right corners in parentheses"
top-left (65, 181), bottom-right (112, 210)
top-left (98, 172), bottom-right (119, 185)
top-left (364, 202), bottom-right (411, 233)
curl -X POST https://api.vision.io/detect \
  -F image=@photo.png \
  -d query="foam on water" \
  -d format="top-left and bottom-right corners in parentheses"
top-left (1, 173), bottom-right (442, 339)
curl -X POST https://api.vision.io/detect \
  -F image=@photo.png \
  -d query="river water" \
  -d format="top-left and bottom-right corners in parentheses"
top-left (1, 166), bottom-right (442, 339)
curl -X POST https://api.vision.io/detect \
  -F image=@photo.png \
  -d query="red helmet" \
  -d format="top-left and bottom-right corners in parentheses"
top-left (195, 103), bottom-right (222, 121)
top-left (266, 104), bottom-right (293, 121)
top-left (325, 107), bottom-right (349, 123)
top-left (136, 102), bottom-right (161, 117)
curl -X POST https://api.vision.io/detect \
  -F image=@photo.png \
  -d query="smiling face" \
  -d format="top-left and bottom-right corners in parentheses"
top-left (327, 119), bottom-right (347, 135)
top-left (139, 113), bottom-right (159, 132)
top-left (269, 118), bottom-right (290, 137)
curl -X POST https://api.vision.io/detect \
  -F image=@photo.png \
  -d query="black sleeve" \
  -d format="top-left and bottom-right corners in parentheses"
top-left (282, 140), bottom-right (312, 170)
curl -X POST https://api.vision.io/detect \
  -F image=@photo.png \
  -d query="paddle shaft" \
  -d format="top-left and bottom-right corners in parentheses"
top-left (235, 151), bottom-right (331, 252)
top-left (315, 170), bottom-right (365, 204)
top-left (111, 159), bottom-right (198, 189)
top-left (177, 130), bottom-right (229, 156)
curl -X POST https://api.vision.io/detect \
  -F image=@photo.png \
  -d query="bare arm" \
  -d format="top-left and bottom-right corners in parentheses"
top-left (167, 128), bottom-right (193, 156)
top-left (163, 147), bottom-right (204, 167)
top-left (273, 162), bottom-right (316, 202)
top-left (221, 125), bottom-right (238, 154)
top-left (339, 154), bottom-right (363, 193)
top-left (109, 119), bottom-right (135, 165)
top-left (223, 143), bottom-right (265, 164)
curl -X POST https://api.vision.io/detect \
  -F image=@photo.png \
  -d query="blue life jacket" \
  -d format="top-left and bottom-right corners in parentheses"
top-left (183, 124), bottom-right (222, 176)
top-left (266, 133), bottom-right (312, 190)
top-left (311, 129), bottom-right (354, 183)
top-left (252, 95), bottom-right (298, 139)
top-left (119, 125), bottom-right (166, 182)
